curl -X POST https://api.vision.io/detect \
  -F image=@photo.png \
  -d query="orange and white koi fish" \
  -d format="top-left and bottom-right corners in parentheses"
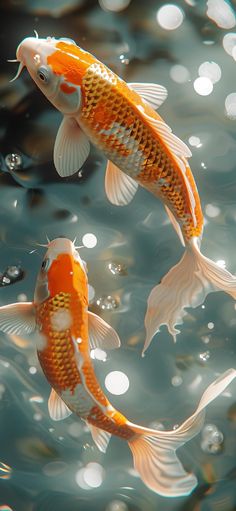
top-left (12, 35), bottom-right (236, 353)
top-left (0, 237), bottom-right (235, 497)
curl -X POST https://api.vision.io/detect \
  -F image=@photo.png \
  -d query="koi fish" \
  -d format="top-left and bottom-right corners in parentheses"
top-left (0, 237), bottom-right (235, 496)
top-left (12, 35), bottom-right (236, 354)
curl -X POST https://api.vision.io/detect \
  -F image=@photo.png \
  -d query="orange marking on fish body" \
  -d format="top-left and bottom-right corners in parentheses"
top-left (87, 405), bottom-right (134, 440)
top-left (60, 82), bottom-right (76, 94)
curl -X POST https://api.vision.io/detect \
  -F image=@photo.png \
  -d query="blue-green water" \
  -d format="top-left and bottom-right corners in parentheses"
top-left (0, 0), bottom-right (236, 510)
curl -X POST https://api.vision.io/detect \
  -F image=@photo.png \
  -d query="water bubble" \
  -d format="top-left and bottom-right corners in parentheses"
top-left (156, 4), bottom-right (184, 30)
top-left (96, 295), bottom-right (119, 310)
top-left (222, 32), bottom-right (236, 56)
top-left (99, 0), bottom-right (131, 12)
top-left (90, 348), bottom-right (107, 362)
top-left (208, 322), bottom-right (214, 330)
top-left (5, 153), bottom-right (22, 171)
top-left (201, 423), bottom-right (224, 454)
top-left (108, 262), bottom-right (127, 276)
top-left (29, 366), bottom-right (37, 375)
top-left (198, 61), bottom-right (222, 84)
top-left (33, 413), bottom-right (42, 421)
top-left (193, 77), bottom-right (213, 96)
top-left (68, 422), bottom-right (84, 438)
top-left (0, 265), bottom-right (24, 287)
top-left (106, 501), bottom-right (128, 511)
top-left (17, 293), bottom-right (27, 302)
top-left (169, 65), bottom-right (190, 83)
top-left (225, 93), bottom-right (236, 119)
top-left (29, 395), bottom-right (44, 403)
top-left (0, 462), bottom-right (12, 480)
top-left (216, 260), bottom-right (226, 269)
top-left (199, 351), bottom-right (210, 362)
top-left (188, 136), bottom-right (202, 148)
top-left (76, 462), bottom-right (105, 489)
top-left (171, 375), bottom-right (183, 387)
top-left (82, 233), bottom-right (97, 248)
top-left (207, 0), bottom-right (236, 29)
top-left (105, 371), bottom-right (129, 395)
top-left (205, 204), bottom-right (220, 218)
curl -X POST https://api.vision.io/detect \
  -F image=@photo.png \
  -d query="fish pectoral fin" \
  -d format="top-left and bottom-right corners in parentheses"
top-left (128, 82), bottom-right (168, 110)
top-left (48, 388), bottom-right (72, 421)
top-left (105, 160), bottom-right (138, 206)
top-left (86, 421), bottom-right (111, 453)
top-left (54, 116), bottom-right (90, 177)
top-left (88, 311), bottom-right (121, 350)
top-left (0, 302), bottom-right (35, 335)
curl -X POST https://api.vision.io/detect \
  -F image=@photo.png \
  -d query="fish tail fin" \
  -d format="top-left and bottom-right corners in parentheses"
top-left (127, 369), bottom-right (236, 497)
top-left (143, 237), bottom-right (236, 354)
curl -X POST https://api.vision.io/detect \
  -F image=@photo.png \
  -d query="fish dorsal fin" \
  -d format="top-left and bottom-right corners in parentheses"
top-left (0, 302), bottom-right (35, 335)
top-left (86, 421), bottom-right (111, 453)
top-left (105, 160), bottom-right (138, 206)
top-left (136, 106), bottom-right (192, 160)
top-left (88, 311), bottom-right (121, 350)
top-left (54, 116), bottom-right (90, 177)
top-left (48, 388), bottom-right (72, 421)
top-left (129, 82), bottom-right (168, 110)
top-left (164, 205), bottom-right (185, 247)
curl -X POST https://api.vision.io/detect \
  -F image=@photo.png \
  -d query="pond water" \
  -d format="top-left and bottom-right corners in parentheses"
top-left (0, 1), bottom-right (236, 510)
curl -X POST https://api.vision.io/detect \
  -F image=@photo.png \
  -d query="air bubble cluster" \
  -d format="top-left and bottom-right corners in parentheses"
top-left (201, 423), bottom-right (224, 454)
top-left (0, 265), bottom-right (24, 287)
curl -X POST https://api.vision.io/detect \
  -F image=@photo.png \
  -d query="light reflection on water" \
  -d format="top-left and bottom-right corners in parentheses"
top-left (0, 1), bottom-right (236, 510)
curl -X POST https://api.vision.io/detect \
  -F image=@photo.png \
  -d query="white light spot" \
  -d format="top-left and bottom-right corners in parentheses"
top-left (156, 4), bottom-right (184, 30)
top-left (193, 76), bottom-right (213, 96)
top-left (198, 61), bottom-right (221, 84)
top-left (207, 0), bottom-right (236, 29)
top-left (29, 366), bottom-right (37, 375)
top-left (208, 322), bottom-right (214, 330)
top-left (222, 32), bottom-right (236, 56)
top-left (106, 500), bottom-right (129, 511)
top-left (105, 371), bottom-right (129, 395)
top-left (169, 64), bottom-right (190, 83)
top-left (17, 293), bottom-right (27, 302)
top-left (82, 233), bottom-right (97, 248)
top-left (171, 375), bottom-right (183, 387)
top-left (225, 93), bottom-right (236, 119)
top-left (50, 309), bottom-right (72, 332)
top-left (29, 395), bottom-right (44, 403)
top-left (99, 0), bottom-right (131, 11)
top-left (76, 462), bottom-right (104, 489)
top-left (216, 259), bottom-right (226, 268)
top-left (33, 413), bottom-right (42, 421)
top-left (205, 204), bottom-right (220, 218)
top-left (68, 422), bottom-right (83, 438)
top-left (90, 348), bottom-right (107, 362)
top-left (188, 135), bottom-right (202, 147)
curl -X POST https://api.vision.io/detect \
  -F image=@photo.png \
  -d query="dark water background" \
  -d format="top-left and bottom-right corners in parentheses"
top-left (0, 0), bottom-right (236, 510)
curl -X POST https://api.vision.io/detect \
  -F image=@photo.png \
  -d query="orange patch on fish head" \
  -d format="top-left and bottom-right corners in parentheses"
top-left (47, 253), bottom-right (87, 298)
top-left (47, 41), bottom-right (96, 87)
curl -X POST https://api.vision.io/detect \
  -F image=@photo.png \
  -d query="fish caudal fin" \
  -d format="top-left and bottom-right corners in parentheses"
top-left (127, 369), bottom-right (236, 497)
top-left (143, 238), bottom-right (236, 354)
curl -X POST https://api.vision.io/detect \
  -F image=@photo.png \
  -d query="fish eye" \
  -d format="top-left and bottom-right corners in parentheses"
top-left (41, 258), bottom-right (50, 272)
top-left (37, 66), bottom-right (51, 84)
top-left (59, 37), bottom-right (76, 45)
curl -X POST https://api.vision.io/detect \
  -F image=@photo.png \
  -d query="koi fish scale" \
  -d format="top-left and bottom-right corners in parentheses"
top-left (87, 405), bottom-right (135, 440)
top-left (36, 291), bottom-right (84, 392)
top-left (80, 64), bottom-right (202, 240)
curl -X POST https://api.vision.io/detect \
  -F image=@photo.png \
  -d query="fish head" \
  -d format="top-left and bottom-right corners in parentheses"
top-left (16, 36), bottom-right (95, 115)
top-left (34, 237), bottom-right (88, 304)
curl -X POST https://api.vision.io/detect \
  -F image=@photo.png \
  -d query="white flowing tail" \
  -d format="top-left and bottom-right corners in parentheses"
top-left (143, 237), bottom-right (236, 354)
top-left (127, 369), bottom-right (236, 497)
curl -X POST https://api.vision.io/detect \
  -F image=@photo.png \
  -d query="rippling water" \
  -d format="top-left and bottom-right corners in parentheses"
top-left (0, 1), bottom-right (236, 510)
